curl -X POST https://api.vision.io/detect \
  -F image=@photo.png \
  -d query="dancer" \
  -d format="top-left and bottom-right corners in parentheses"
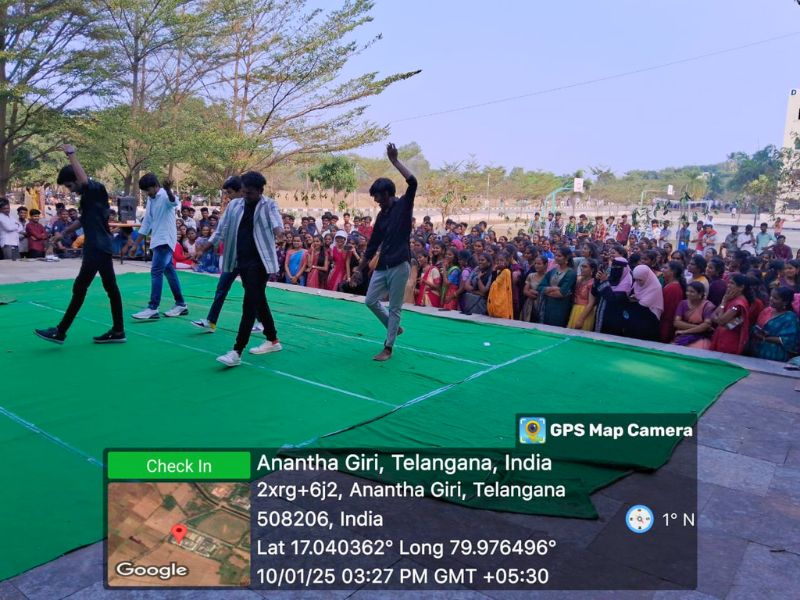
top-left (195, 171), bottom-right (284, 367)
top-left (35, 144), bottom-right (125, 344)
top-left (191, 176), bottom-right (263, 333)
top-left (131, 173), bottom-right (188, 320)
top-left (354, 143), bottom-right (416, 361)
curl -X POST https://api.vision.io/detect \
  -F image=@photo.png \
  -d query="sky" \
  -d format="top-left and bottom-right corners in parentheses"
top-left (341, 0), bottom-right (800, 175)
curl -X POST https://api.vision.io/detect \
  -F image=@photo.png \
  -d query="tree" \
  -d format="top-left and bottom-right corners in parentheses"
top-left (308, 155), bottom-right (357, 209)
top-left (726, 145), bottom-right (782, 194)
top-left (0, 1), bottom-right (111, 193)
top-left (743, 174), bottom-right (778, 223)
top-left (99, 0), bottom-right (213, 192)
top-left (209, 0), bottom-right (420, 169)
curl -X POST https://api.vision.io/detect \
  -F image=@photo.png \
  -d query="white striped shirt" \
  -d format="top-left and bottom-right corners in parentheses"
top-left (210, 196), bottom-right (282, 273)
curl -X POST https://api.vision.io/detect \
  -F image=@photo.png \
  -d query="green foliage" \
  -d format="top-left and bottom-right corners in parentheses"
top-left (308, 155), bottom-right (357, 195)
top-left (162, 495), bottom-right (177, 510)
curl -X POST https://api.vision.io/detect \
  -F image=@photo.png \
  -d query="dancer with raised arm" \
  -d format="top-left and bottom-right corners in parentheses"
top-left (354, 143), bottom-right (416, 361)
top-left (35, 144), bottom-right (125, 344)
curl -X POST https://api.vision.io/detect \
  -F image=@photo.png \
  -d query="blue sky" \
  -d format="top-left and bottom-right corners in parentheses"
top-left (344, 0), bottom-right (800, 175)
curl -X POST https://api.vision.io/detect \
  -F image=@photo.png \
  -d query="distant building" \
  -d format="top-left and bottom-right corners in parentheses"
top-left (783, 88), bottom-right (800, 149)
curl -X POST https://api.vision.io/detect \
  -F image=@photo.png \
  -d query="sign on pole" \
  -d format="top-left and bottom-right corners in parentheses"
top-left (667, 185), bottom-right (674, 196)
top-left (573, 178), bottom-right (584, 193)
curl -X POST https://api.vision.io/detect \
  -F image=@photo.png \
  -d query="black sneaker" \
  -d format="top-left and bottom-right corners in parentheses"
top-left (93, 330), bottom-right (127, 344)
top-left (35, 327), bottom-right (66, 344)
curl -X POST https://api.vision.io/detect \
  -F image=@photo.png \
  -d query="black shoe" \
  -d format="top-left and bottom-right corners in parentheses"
top-left (93, 330), bottom-right (127, 344)
top-left (35, 327), bottom-right (66, 344)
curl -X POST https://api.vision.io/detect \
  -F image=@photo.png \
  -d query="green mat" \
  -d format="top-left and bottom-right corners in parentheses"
top-left (0, 272), bottom-right (746, 581)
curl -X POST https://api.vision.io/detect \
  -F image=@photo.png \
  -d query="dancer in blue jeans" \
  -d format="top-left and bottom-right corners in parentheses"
top-left (354, 143), bottom-right (416, 361)
top-left (191, 176), bottom-right (262, 334)
top-left (131, 173), bottom-right (188, 320)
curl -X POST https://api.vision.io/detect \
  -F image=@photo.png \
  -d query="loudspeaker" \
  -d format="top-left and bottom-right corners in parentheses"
top-left (117, 196), bottom-right (137, 222)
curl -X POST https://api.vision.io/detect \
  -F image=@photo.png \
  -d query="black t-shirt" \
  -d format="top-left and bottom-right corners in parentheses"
top-left (79, 180), bottom-right (112, 254)
top-left (364, 175), bottom-right (417, 269)
top-left (237, 201), bottom-right (259, 268)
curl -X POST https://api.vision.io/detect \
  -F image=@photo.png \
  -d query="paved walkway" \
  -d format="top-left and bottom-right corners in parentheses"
top-left (1, 259), bottom-right (798, 599)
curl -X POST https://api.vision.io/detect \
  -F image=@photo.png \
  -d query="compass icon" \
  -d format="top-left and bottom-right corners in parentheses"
top-left (626, 504), bottom-right (654, 534)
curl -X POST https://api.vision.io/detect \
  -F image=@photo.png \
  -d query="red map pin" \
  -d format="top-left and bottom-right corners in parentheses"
top-left (170, 524), bottom-right (187, 544)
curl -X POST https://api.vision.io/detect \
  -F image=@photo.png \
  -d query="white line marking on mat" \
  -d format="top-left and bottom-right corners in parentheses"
top-left (290, 337), bottom-right (572, 447)
top-left (0, 405), bottom-right (103, 468)
top-left (399, 338), bottom-right (571, 409)
top-left (288, 322), bottom-right (494, 367)
top-left (146, 288), bottom-right (496, 368)
top-left (30, 301), bottom-right (394, 408)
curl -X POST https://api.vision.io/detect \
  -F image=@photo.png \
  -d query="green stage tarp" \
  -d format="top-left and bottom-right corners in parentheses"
top-left (0, 272), bottom-right (746, 580)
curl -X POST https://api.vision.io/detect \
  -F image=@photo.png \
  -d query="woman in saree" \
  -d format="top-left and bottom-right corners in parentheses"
top-left (567, 259), bottom-right (597, 331)
top-left (673, 281), bottom-right (715, 349)
top-left (284, 235), bottom-right (308, 286)
top-left (440, 249), bottom-right (461, 310)
top-left (326, 231), bottom-right (351, 291)
top-left (306, 236), bottom-right (329, 289)
top-left (415, 251), bottom-right (441, 307)
top-left (488, 252), bottom-right (513, 319)
top-left (521, 255), bottom-right (547, 323)
top-left (404, 252), bottom-right (420, 305)
top-left (660, 260), bottom-right (686, 342)
top-left (709, 273), bottom-right (751, 355)
top-left (463, 253), bottom-right (492, 315)
top-left (748, 287), bottom-right (799, 362)
top-left (538, 246), bottom-right (577, 327)
top-left (593, 256), bottom-right (633, 337)
top-left (455, 250), bottom-right (474, 312)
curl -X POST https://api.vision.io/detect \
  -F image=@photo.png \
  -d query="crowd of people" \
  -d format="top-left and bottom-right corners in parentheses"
top-left (6, 149), bottom-right (799, 365)
top-left (260, 209), bottom-right (799, 364)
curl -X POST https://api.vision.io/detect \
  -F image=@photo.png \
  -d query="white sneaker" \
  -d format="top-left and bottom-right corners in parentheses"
top-left (216, 350), bottom-right (241, 367)
top-left (131, 308), bottom-right (160, 320)
top-left (191, 319), bottom-right (216, 332)
top-left (251, 321), bottom-right (264, 332)
top-left (249, 340), bottom-right (282, 355)
top-left (164, 305), bottom-right (189, 317)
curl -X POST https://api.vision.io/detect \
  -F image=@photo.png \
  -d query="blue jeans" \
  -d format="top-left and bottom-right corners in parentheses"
top-left (148, 244), bottom-right (185, 310)
top-left (207, 269), bottom-right (239, 324)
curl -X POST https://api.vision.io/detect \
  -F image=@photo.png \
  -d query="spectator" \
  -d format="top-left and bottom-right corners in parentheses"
top-left (538, 246), bottom-right (576, 327)
top-left (0, 199), bottom-right (20, 260)
top-left (755, 222), bottom-right (776, 255)
top-left (568, 259), bottom-right (597, 331)
top-left (15, 206), bottom-right (29, 257)
top-left (487, 252), bottom-right (513, 319)
top-left (660, 261), bottom-right (686, 342)
top-left (673, 281), bottom-right (715, 349)
top-left (415, 251), bottom-right (441, 307)
top-left (709, 274), bottom-right (751, 355)
top-left (773, 235), bottom-right (792, 261)
top-left (25, 209), bottom-right (49, 258)
top-left (748, 287), bottom-right (799, 362)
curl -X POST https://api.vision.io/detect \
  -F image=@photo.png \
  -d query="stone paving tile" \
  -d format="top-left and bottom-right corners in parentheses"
top-left (693, 526), bottom-right (748, 599)
top-left (700, 485), bottom-right (800, 555)
top-left (11, 544), bottom-right (103, 600)
top-left (728, 542), bottom-right (800, 598)
top-left (725, 586), bottom-right (786, 600)
top-left (64, 582), bottom-right (264, 599)
top-left (652, 592), bottom-right (719, 600)
top-left (481, 589), bottom-right (655, 600)
top-left (767, 465), bottom-right (800, 504)
top-left (785, 445), bottom-right (800, 467)
top-left (254, 591), bottom-right (354, 600)
top-left (696, 446), bottom-right (775, 496)
top-left (0, 581), bottom-right (27, 600)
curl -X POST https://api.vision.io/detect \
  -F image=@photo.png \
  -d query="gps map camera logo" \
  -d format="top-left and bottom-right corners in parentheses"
top-left (519, 417), bottom-right (546, 444)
